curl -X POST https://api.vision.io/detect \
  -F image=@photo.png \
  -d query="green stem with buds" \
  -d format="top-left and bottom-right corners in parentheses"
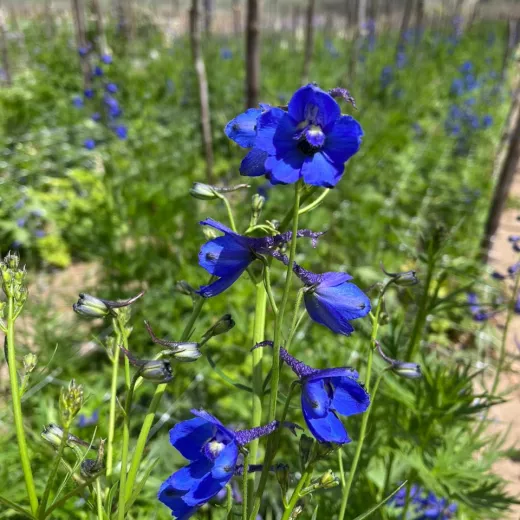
top-left (6, 296), bottom-right (39, 516)
top-left (337, 293), bottom-right (385, 520)
top-left (281, 460), bottom-right (315, 520)
top-left (38, 422), bottom-right (70, 519)
top-left (123, 297), bottom-right (206, 503)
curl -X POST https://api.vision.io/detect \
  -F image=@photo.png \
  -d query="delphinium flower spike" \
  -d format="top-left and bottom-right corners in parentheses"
top-left (158, 409), bottom-right (296, 518)
top-left (196, 218), bottom-right (323, 297)
top-left (253, 342), bottom-right (370, 444)
top-left (390, 485), bottom-right (457, 519)
top-left (225, 83), bottom-right (363, 187)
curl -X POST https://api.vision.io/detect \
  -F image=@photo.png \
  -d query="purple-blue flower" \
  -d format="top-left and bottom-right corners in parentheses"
top-left (77, 409), bottom-right (99, 428)
top-left (72, 95), bottom-right (84, 108)
top-left (225, 84), bottom-right (363, 188)
top-left (220, 48), bottom-right (232, 60)
top-left (84, 88), bottom-right (94, 99)
top-left (158, 409), bottom-right (285, 519)
top-left (467, 292), bottom-right (493, 322)
top-left (93, 66), bottom-right (103, 77)
top-left (293, 264), bottom-right (371, 336)
top-left (106, 82), bottom-right (118, 94)
top-left (84, 139), bottom-right (96, 150)
top-left (114, 124), bottom-right (128, 140)
top-left (101, 54), bottom-right (112, 64)
top-left (258, 345), bottom-right (369, 444)
top-left (196, 219), bottom-right (322, 298)
top-left (391, 485), bottom-right (457, 519)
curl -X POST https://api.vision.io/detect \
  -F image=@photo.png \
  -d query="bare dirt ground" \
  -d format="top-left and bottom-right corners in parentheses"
top-left (487, 175), bottom-right (520, 519)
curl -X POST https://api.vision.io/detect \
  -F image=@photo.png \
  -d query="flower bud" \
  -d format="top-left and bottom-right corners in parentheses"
top-left (275, 463), bottom-right (290, 496)
top-left (41, 423), bottom-right (66, 449)
top-left (174, 280), bottom-right (196, 295)
top-left (392, 362), bottom-right (422, 379)
top-left (23, 352), bottom-right (37, 373)
top-left (5, 252), bottom-right (20, 270)
top-left (81, 439), bottom-right (105, 478)
top-left (171, 343), bottom-right (202, 362)
top-left (189, 182), bottom-right (218, 200)
top-left (252, 194), bottom-right (265, 213)
top-left (381, 263), bottom-right (419, 287)
top-left (73, 294), bottom-right (110, 318)
top-left (203, 314), bottom-right (235, 340)
top-left (318, 470), bottom-right (339, 489)
top-left (140, 360), bottom-right (174, 383)
top-left (60, 380), bottom-right (84, 427)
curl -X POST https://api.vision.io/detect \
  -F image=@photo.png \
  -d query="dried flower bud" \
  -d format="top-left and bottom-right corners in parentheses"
top-left (312, 441), bottom-right (340, 462)
top-left (203, 314), bottom-right (235, 341)
top-left (81, 439), bottom-right (105, 478)
top-left (73, 294), bottom-right (110, 318)
top-left (290, 504), bottom-right (304, 518)
top-left (190, 182), bottom-right (219, 200)
top-left (275, 463), bottom-right (290, 496)
top-left (140, 360), bottom-right (174, 383)
top-left (60, 380), bottom-right (84, 427)
top-left (23, 352), bottom-right (37, 373)
top-left (174, 280), bottom-right (196, 295)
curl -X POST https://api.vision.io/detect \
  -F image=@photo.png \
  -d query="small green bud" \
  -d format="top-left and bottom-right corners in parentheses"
top-left (23, 352), bottom-right (37, 373)
top-left (203, 314), bottom-right (235, 340)
top-left (60, 379), bottom-right (84, 427)
top-left (73, 294), bottom-right (110, 318)
top-left (381, 263), bottom-right (419, 288)
top-left (299, 434), bottom-right (314, 471)
top-left (318, 470), bottom-right (339, 489)
top-left (140, 360), bottom-right (174, 383)
top-left (275, 463), bottom-right (290, 497)
top-left (189, 182), bottom-right (219, 200)
top-left (251, 194), bottom-right (265, 214)
top-left (5, 252), bottom-right (19, 270)
top-left (174, 280), bottom-right (196, 295)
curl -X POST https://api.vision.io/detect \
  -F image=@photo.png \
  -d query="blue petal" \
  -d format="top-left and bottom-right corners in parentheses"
top-left (199, 235), bottom-right (253, 277)
top-left (255, 108), bottom-right (295, 156)
top-left (330, 376), bottom-right (370, 417)
top-left (315, 272), bottom-right (353, 287)
top-left (240, 148), bottom-right (268, 177)
top-left (304, 282), bottom-right (371, 335)
top-left (169, 418), bottom-right (215, 461)
top-left (301, 152), bottom-right (343, 188)
top-left (288, 84), bottom-right (340, 129)
top-left (302, 405), bottom-right (350, 444)
top-left (199, 218), bottom-right (237, 237)
top-left (212, 441), bottom-right (239, 479)
top-left (164, 458), bottom-right (213, 495)
top-left (305, 367), bottom-right (359, 382)
top-left (190, 409), bottom-right (236, 439)
top-left (225, 108), bottom-right (262, 148)
top-left (197, 267), bottom-right (248, 298)
top-left (264, 149), bottom-right (304, 185)
top-left (301, 380), bottom-right (331, 418)
top-left (157, 487), bottom-right (197, 519)
top-left (324, 115), bottom-right (363, 164)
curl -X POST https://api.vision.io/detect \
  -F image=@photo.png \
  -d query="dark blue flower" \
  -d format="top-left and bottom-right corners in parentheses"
top-left (227, 84), bottom-right (363, 187)
top-left (275, 346), bottom-right (369, 443)
top-left (92, 112), bottom-right (101, 122)
top-left (467, 292), bottom-right (493, 322)
top-left (481, 115), bottom-right (493, 128)
top-left (106, 82), bottom-right (118, 94)
top-left (84, 88), bottom-right (94, 99)
top-left (390, 485), bottom-right (457, 519)
top-left (450, 78), bottom-right (464, 96)
top-left (94, 66), bottom-right (104, 77)
top-left (84, 139), bottom-right (96, 150)
top-left (380, 66), bottom-right (393, 89)
top-left (158, 409), bottom-right (284, 518)
top-left (197, 219), bottom-right (322, 298)
top-left (459, 61), bottom-right (473, 74)
top-left (101, 54), bottom-right (112, 64)
top-left (77, 409), bottom-right (99, 428)
top-left (114, 124), bottom-right (128, 140)
top-left (220, 48), bottom-right (232, 60)
top-left (293, 265), bottom-right (371, 336)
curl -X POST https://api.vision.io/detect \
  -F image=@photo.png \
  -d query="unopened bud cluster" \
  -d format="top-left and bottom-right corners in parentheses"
top-left (60, 379), bottom-right (84, 427)
top-left (0, 252), bottom-right (28, 315)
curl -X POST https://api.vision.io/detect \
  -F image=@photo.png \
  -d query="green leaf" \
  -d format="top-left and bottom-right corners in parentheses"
top-left (352, 481), bottom-right (407, 520)
top-left (125, 458), bottom-right (160, 513)
top-left (0, 494), bottom-right (35, 519)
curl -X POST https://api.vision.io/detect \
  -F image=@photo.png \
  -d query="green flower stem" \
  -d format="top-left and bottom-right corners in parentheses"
top-left (242, 449), bottom-right (250, 520)
top-left (247, 281), bottom-right (267, 513)
top-left (225, 484), bottom-right (233, 518)
top-left (96, 478), bottom-right (104, 520)
top-left (6, 296), bottom-right (39, 515)
top-left (117, 373), bottom-right (137, 520)
top-left (298, 188), bottom-right (330, 216)
top-left (280, 462), bottom-right (315, 520)
top-left (337, 293), bottom-right (385, 520)
top-left (263, 264), bottom-right (278, 315)
top-left (249, 182), bottom-right (302, 520)
top-left (338, 450), bottom-right (346, 488)
top-left (123, 296), bottom-right (206, 503)
top-left (218, 193), bottom-right (237, 232)
top-left (285, 289), bottom-right (305, 353)
top-left (279, 186), bottom-right (315, 231)
top-left (38, 422), bottom-right (70, 519)
top-left (106, 329), bottom-right (122, 481)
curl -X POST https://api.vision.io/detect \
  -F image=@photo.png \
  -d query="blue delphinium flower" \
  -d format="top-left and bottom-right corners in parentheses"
top-left (220, 48), bottom-right (233, 60)
top-left (467, 292), bottom-right (492, 322)
top-left (459, 61), bottom-right (473, 74)
top-left (158, 409), bottom-right (288, 518)
top-left (396, 50), bottom-right (407, 69)
top-left (84, 88), bottom-right (94, 99)
top-left (77, 409), bottom-right (99, 428)
top-left (391, 485), bottom-right (457, 519)
top-left (101, 54), bottom-right (112, 64)
top-left (93, 66), bottom-right (103, 77)
top-left (225, 84), bottom-right (363, 188)
top-left (113, 124), bottom-right (128, 140)
top-left (450, 78), bottom-right (464, 96)
top-left (380, 66), bottom-right (393, 89)
top-left (197, 219), bottom-right (322, 298)
top-left (16, 218), bottom-right (26, 228)
top-left (256, 344), bottom-right (369, 443)
top-left (106, 82), bottom-right (118, 94)
top-left (291, 263), bottom-right (371, 335)
top-left (482, 115), bottom-right (493, 128)
top-left (92, 112), bottom-right (101, 122)
top-left (72, 95), bottom-right (84, 108)
top-left (84, 139), bottom-right (96, 150)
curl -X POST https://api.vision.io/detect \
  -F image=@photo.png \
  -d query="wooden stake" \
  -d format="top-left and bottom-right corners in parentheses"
top-left (245, 0), bottom-right (260, 108)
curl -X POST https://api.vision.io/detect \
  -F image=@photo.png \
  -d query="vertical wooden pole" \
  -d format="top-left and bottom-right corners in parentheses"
top-left (301, 0), bottom-right (316, 85)
top-left (190, 0), bottom-right (214, 182)
top-left (71, 0), bottom-right (92, 88)
top-left (0, 6), bottom-right (12, 86)
top-left (245, 0), bottom-right (260, 108)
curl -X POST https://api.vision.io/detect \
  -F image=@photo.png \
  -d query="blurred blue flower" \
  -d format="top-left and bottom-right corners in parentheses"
top-left (391, 485), bottom-right (457, 519)
top-left (93, 66), bottom-right (103, 77)
top-left (459, 61), bottom-right (473, 73)
top-left (450, 78), bottom-right (464, 96)
top-left (35, 230), bottom-right (46, 239)
top-left (78, 409), bottom-right (99, 428)
top-left (158, 409), bottom-right (282, 518)
top-left (464, 74), bottom-right (478, 91)
top-left (114, 124), bottom-right (128, 140)
top-left (292, 264), bottom-right (371, 336)
top-left (106, 83), bottom-right (118, 94)
top-left (239, 84), bottom-right (363, 187)
top-left (325, 40), bottom-right (339, 58)
top-left (220, 48), bottom-right (232, 60)
top-left (278, 346), bottom-right (369, 443)
top-left (84, 88), bottom-right (94, 99)
top-left (78, 45), bottom-right (91, 57)
top-left (92, 112), bottom-right (101, 122)
top-left (11, 240), bottom-right (22, 249)
top-left (16, 218), bottom-right (26, 228)
top-left (380, 66), bottom-right (393, 89)
top-left (396, 51), bottom-right (406, 69)
top-left (72, 95), bottom-right (84, 108)
top-left (481, 115), bottom-right (493, 128)
top-left (467, 292), bottom-right (493, 321)
top-left (14, 199), bottom-right (25, 210)
top-left (84, 139), bottom-right (96, 150)
top-left (101, 54), bottom-right (112, 64)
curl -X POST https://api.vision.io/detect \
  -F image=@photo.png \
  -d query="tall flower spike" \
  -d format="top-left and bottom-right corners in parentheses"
top-left (197, 219), bottom-right (323, 298)
top-left (226, 83), bottom-right (363, 187)
top-left (254, 342), bottom-right (370, 444)
top-left (158, 409), bottom-right (287, 519)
